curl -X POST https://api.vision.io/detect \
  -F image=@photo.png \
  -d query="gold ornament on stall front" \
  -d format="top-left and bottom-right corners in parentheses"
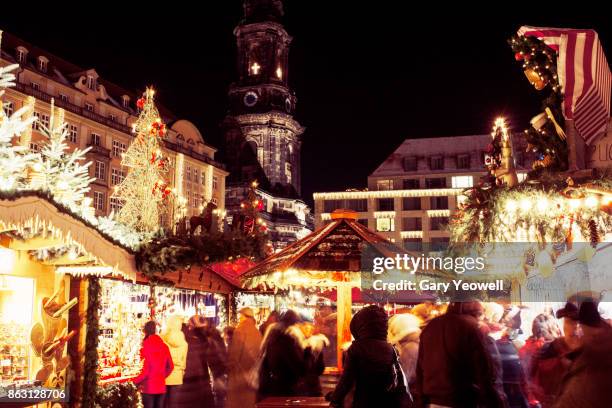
top-left (524, 68), bottom-right (547, 90)
top-left (492, 118), bottom-right (518, 187)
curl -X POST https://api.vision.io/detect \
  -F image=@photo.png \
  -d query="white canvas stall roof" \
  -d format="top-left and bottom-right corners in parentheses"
top-left (0, 195), bottom-right (137, 281)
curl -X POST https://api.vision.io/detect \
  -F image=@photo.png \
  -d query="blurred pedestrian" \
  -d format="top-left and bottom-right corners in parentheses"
top-left (554, 300), bottom-right (612, 408)
top-left (519, 313), bottom-right (561, 379)
top-left (414, 301), bottom-right (506, 408)
top-left (161, 315), bottom-right (188, 408)
top-left (227, 307), bottom-right (263, 408)
top-left (388, 313), bottom-right (421, 385)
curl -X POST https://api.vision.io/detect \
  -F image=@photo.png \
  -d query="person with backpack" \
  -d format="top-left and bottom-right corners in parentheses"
top-left (327, 305), bottom-right (411, 408)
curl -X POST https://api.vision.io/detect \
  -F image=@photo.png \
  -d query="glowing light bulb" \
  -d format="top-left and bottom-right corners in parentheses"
top-left (536, 198), bottom-right (548, 212)
top-left (585, 196), bottom-right (599, 208)
top-left (569, 199), bottom-right (581, 210)
top-left (505, 200), bottom-right (518, 213)
top-left (520, 199), bottom-right (531, 212)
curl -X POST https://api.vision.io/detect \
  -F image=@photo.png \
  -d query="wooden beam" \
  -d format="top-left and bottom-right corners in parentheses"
top-left (336, 283), bottom-right (352, 371)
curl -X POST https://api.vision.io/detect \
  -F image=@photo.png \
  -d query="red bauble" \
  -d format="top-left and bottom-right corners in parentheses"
top-left (136, 98), bottom-right (145, 109)
top-left (514, 52), bottom-right (524, 61)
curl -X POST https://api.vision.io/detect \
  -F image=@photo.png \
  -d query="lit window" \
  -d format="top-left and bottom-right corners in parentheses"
top-left (213, 175), bottom-right (218, 190)
top-left (2, 101), bottom-right (14, 117)
top-left (376, 180), bottom-right (394, 191)
top-left (68, 124), bottom-right (78, 143)
top-left (451, 176), bottom-right (473, 188)
top-left (94, 161), bottom-right (106, 182)
top-left (517, 173), bottom-right (528, 182)
top-left (376, 218), bottom-right (395, 232)
top-left (250, 62), bottom-right (261, 75)
top-left (94, 191), bottom-right (106, 211)
top-left (112, 140), bottom-right (126, 157)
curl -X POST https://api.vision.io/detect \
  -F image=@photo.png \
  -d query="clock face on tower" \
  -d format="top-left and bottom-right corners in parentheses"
top-left (244, 91), bottom-right (258, 107)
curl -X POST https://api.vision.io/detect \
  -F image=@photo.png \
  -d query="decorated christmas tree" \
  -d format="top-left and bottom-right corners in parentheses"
top-left (111, 88), bottom-right (171, 233)
top-left (32, 100), bottom-right (94, 210)
top-left (0, 30), bottom-right (38, 190)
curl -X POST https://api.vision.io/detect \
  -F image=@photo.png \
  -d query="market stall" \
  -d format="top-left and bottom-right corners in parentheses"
top-left (240, 209), bottom-right (432, 370)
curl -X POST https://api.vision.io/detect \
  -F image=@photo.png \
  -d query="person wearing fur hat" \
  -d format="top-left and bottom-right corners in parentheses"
top-left (388, 313), bottom-right (422, 385)
top-left (227, 307), bottom-right (262, 408)
top-left (257, 310), bottom-right (307, 401)
top-left (161, 315), bottom-right (188, 408)
top-left (554, 299), bottom-right (612, 408)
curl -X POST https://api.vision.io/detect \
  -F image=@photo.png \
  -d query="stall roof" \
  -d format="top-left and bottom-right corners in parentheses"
top-left (0, 193), bottom-right (137, 281)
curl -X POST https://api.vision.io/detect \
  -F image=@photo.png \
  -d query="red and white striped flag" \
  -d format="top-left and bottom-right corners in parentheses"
top-left (518, 26), bottom-right (611, 144)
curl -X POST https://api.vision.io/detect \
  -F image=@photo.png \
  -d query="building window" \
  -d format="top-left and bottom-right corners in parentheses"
top-left (122, 95), bottom-right (130, 109)
top-left (109, 114), bottom-right (117, 122)
top-left (94, 161), bottom-right (106, 182)
top-left (213, 175), bottom-right (218, 190)
top-left (403, 156), bottom-right (418, 171)
top-left (186, 166), bottom-right (192, 182)
top-left (59, 93), bottom-right (69, 103)
top-left (68, 124), bottom-right (78, 143)
top-left (110, 197), bottom-right (123, 213)
top-left (201, 172), bottom-right (207, 186)
top-left (402, 217), bottom-right (422, 231)
top-left (29, 142), bottom-right (40, 152)
top-left (377, 198), bottom-right (394, 211)
top-left (403, 179), bottom-right (420, 190)
top-left (16, 49), bottom-right (26, 64)
top-left (425, 177), bottom-right (446, 188)
top-left (376, 218), bottom-right (395, 232)
top-left (111, 168), bottom-right (126, 185)
top-left (457, 154), bottom-right (471, 169)
top-left (430, 196), bottom-right (449, 210)
top-left (2, 101), bottom-right (14, 117)
top-left (324, 199), bottom-right (342, 213)
top-left (285, 162), bottom-right (292, 184)
top-left (32, 112), bottom-right (50, 131)
top-left (90, 133), bottom-right (101, 146)
top-left (37, 57), bottom-right (48, 73)
top-left (429, 216), bottom-right (449, 231)
top-left (346, 199), bottom-right (368, 212)
top-left (85, 103), bottom-right (94, 112)
top-left (112, 140), bottom-right (126, 157)
top-left (402, 197), bottom-right (421, 211)
top-left (376, 180), bottom-right (394, 191)
top-left (86, 76), bottom-right (96, 90)
top-left (93, 191), bottom-right (105, 211)
top-left (403, 238), bottom-right (423, 252)
top-left (451, 175), bottom-right (473, 188)
top-left (30, 82), bottom-right (40, 91)
top-left (430, 156), bottom-right (444, 170)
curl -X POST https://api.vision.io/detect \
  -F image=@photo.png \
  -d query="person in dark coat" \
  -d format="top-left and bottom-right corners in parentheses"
top-left (257, 310), bottom-right (307, 400)
top-left (414, 301), bottom-right (506, 408)
top-left (133, 321), bottom-right (174, 408)
top-left (496, 333), bottom-right (529, 408)
top-left (172, 316), bottom-right (227, 408)
top-left (328, 305), bottom-right (408, 408)
top-left (554, 300), bottom-right (612, 408)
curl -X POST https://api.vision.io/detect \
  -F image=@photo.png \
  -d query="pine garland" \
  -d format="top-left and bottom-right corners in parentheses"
top-left (82, 277), bottom-right (101, 408)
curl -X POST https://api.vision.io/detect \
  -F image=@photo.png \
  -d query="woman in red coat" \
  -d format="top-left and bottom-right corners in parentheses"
top-left (133, 321), bottom-right (174, 408)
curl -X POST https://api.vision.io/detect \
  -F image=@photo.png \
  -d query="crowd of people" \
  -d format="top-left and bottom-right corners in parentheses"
top-left (130, 295), bottom-right (611, 408)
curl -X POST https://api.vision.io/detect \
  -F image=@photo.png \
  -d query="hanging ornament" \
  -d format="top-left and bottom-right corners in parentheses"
top-left (523, 68), bottom-right (547, 90)
top-left (514, 52), bottom-right (524, 61)
top-left (136, 98), bottom-right (145, 109)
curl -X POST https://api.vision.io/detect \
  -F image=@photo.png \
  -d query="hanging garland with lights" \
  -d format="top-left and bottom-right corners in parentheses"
top-left (509, 34), bottom-right (568, 173)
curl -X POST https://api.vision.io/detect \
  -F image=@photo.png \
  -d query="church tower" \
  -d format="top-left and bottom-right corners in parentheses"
top-left (224, 0), bottom-right (304, 196)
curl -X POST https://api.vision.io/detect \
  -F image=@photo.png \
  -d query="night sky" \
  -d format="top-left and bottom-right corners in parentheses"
top-left (1, 3), bottom-right (610, 205)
